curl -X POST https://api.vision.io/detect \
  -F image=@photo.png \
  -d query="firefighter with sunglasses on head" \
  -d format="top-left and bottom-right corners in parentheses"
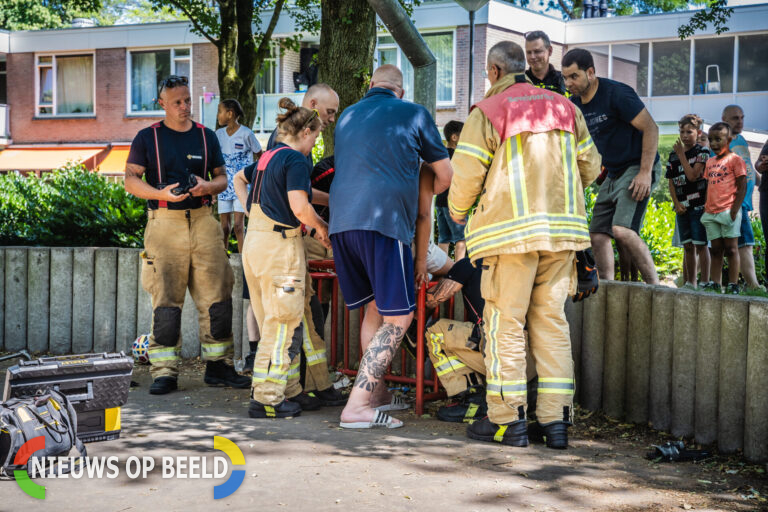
top-left (125, 75), bottom-right (250, 395)
top-left (234, 98), bottom-right (332, 419)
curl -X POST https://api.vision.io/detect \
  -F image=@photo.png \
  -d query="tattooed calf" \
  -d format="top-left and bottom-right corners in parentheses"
top-left (354, 323), bottom-right (405, 392)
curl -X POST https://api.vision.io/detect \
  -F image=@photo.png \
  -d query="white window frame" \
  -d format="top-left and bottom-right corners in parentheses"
top-left (255, 44), bottom-right (280, 95)
top-left (126, 46), bottom-right (193, 116)
top-left (375, 29), bottom-right (457, 107)
top-left (585, 31), bottom-right (768, 99)
top-left (34, 51), bottom-right (96, 117)
top-left (0, 56), bottom-right (7, 105)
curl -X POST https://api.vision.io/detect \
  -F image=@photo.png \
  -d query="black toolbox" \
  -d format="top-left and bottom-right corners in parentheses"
top-left (2, 352), bottom-right (133, 443)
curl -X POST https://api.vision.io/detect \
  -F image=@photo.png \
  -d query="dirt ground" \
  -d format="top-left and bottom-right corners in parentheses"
top-left (2, 359), bottom-right (767, 512)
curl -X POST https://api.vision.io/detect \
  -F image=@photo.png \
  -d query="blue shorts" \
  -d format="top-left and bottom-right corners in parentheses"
top-left (331, 230), bottom-right (415, 316)
top-left (436, 206), bottom-right (465, 244)
top-left (738, 206), bottom-right (755, 247)
top-left (677, 208), bottom-right (707, 245)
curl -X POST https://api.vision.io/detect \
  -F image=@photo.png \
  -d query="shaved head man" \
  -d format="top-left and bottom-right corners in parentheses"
top-left (369, 64), bottom-right (404, 96)
top-left (303, 83), bottom-right (340, 127)
top-left (331, 62), bottom-right (453, 429)
top-left (722, 104), bottom-right (765, 291)
top-left (267, 83), bottom-right (339, 150)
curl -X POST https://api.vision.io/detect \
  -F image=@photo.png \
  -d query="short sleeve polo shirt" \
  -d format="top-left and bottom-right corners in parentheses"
top-left (329, 88), bottom-right (449, 244)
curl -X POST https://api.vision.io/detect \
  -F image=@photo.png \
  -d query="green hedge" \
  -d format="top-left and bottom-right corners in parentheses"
top-left (0, 164), bottom-right (146, 247)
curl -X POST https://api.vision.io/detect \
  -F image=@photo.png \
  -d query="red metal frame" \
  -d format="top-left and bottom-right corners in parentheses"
top-left (307, 259), bottom-right (447, 415)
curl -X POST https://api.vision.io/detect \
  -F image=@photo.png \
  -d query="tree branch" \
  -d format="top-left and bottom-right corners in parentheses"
top-left (255, 0), bottom-right (287, 60)
top-left (557, 0), bottom-right (574, 19)
top-left (166, 0), bottom-right (220, 46)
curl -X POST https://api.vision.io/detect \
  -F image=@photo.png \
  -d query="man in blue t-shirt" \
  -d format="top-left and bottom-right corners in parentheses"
top-left (331, 65), bottom-right (453, 429)
top-left (563, 49), bottom-right (661, 285)
top-left (723, 105), bottom-right (765, 291)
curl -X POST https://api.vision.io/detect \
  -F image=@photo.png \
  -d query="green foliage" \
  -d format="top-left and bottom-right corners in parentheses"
top-left (517, 0), bottom-right (730, 40)
top-left (95, 0), bottom-right (186, 25)
top-left (640, 198), bottom-right (682, 276)
top-left (752, 216), bottom-right (766, 283)
top-left (0, 0), bottom-right (100, 30)
top-left (311, 133), bottom-right (326, 165)
top-left (0, 164), bottom-right (146, 247)
top-left (678, 0), bottom-right (733, 39)
top-left (652, 133), bottom-right (677, 203)
top-left (584, 188), bottom-right (680, 277)
top-left (651, 47), bottom-right (690, 96)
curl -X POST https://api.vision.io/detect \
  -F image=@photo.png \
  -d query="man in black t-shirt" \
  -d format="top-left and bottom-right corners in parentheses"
top-left (524, 31), bottom-right (568, 97)
top-left (563, 48), bottom-right (661, 285)
top-left (125, 75), bottom-right (250, 395)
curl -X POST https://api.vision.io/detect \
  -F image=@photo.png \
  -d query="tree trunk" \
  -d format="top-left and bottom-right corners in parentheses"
top-left (217, 0), bottom-right (240, 101)
top-left (317, 0), bottom-right (376, 155)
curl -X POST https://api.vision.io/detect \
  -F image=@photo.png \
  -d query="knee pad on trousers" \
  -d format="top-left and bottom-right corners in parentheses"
top-left (153, 307), bottom-right (181, 347)
top-left (288, 324), bottom-right (303, 361)
top-left (209, 299), bottom-right (233, 340)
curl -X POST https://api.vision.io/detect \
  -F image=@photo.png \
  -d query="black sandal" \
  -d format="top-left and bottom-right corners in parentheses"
top-left (646, 441), bottom-right (711, 462)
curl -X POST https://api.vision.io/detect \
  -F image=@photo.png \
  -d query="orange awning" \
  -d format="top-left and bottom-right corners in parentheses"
top-left (0, 147), bottom-right (104, 171)
top-left (97, 146), bottom-right (131, 174)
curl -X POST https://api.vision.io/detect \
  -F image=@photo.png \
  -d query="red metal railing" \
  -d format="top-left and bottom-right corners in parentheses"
top-left (308, 259), bottom-right (449, 415)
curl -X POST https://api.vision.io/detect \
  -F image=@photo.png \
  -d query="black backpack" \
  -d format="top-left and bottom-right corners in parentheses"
top-left (0, 389), bottom-right (86, 478)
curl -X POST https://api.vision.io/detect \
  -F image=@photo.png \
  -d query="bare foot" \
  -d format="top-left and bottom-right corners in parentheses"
top-left (340, 403), bottom-right (403, 426)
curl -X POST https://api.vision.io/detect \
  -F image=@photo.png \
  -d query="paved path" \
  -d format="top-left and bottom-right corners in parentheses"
top-left (2, 364), bottom-right (765, 512)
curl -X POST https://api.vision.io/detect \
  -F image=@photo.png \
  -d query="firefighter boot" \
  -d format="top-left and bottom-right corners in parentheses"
top-left (466, 413), bottom-right (529, 447)
top-left (530, 407), bottom-right (572, 449)
top-left (149, 376), bottom-right (178, 395)
top-left (437, 386), bottom-right (487, 423)
top-left (204, 360), bottom-right (251, 388)
top-left (248, 399), bottom-right (302, 419)
top-left (291, 391), bottom-right (322, 411)
top-left (315, 386), bottom-right (347, 406)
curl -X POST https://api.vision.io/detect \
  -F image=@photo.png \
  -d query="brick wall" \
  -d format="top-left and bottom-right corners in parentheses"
top-left (280, 47), bottom-right (301, 94)
top-left (9, 44), bottom-right (220, 144)
top-left (192, 42), bottom-right (219, 105)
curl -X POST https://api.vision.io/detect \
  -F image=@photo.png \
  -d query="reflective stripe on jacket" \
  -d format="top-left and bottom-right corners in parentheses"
top-left (448, 74), bottom-right (602, 261)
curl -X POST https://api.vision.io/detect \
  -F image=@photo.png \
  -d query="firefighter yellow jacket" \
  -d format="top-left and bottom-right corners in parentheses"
top-left (448, 73), bottom-right (602, 261)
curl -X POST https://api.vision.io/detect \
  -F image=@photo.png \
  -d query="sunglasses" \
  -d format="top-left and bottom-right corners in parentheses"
top-left (159, 75), bottom-right (189, 93)
top-left (302, 108), bottom-right (319, 129)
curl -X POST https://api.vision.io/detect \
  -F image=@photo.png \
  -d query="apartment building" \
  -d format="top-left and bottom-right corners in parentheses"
top-left (0, 0), bottom-right (765, 173)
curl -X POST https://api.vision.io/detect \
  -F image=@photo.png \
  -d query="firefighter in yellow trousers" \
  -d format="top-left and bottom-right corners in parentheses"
top-left (448, 42), bottom-right (601, 449)
top-left (235, 98), bottom-right (332, 418)
top-left (125, 75), bottom-right (250, 395)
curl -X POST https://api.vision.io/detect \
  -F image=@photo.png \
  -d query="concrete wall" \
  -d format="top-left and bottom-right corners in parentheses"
top-left (2, 249), bottom-right (767, 462)
top-left (572, 280), bottom-right (768, 463)
top-left (0, 246), bottom-right (252, 362)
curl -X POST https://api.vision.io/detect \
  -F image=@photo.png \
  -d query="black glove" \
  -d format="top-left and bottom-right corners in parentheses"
top-left (572, 248), bottom-right (599, 302)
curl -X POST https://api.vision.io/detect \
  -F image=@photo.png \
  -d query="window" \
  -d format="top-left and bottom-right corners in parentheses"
top-left (254, 46), bottom-right (278, 94)
top-left (693, 37), bottom-right (733, 94)
top-left (128, 48), bottom-right (191, 114)
top-left (651, 40), bottom-right (690, 96)
top-left (35, 54), bottom-right (95, 116)
top-left (737, 34), bottom-right (768, 92)
top-left (611, 43), bottom-right (648, 97)
top-left (375, 31), bottom-right (455, 105)
top-left (0, 59), bottom-right (6, 104)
